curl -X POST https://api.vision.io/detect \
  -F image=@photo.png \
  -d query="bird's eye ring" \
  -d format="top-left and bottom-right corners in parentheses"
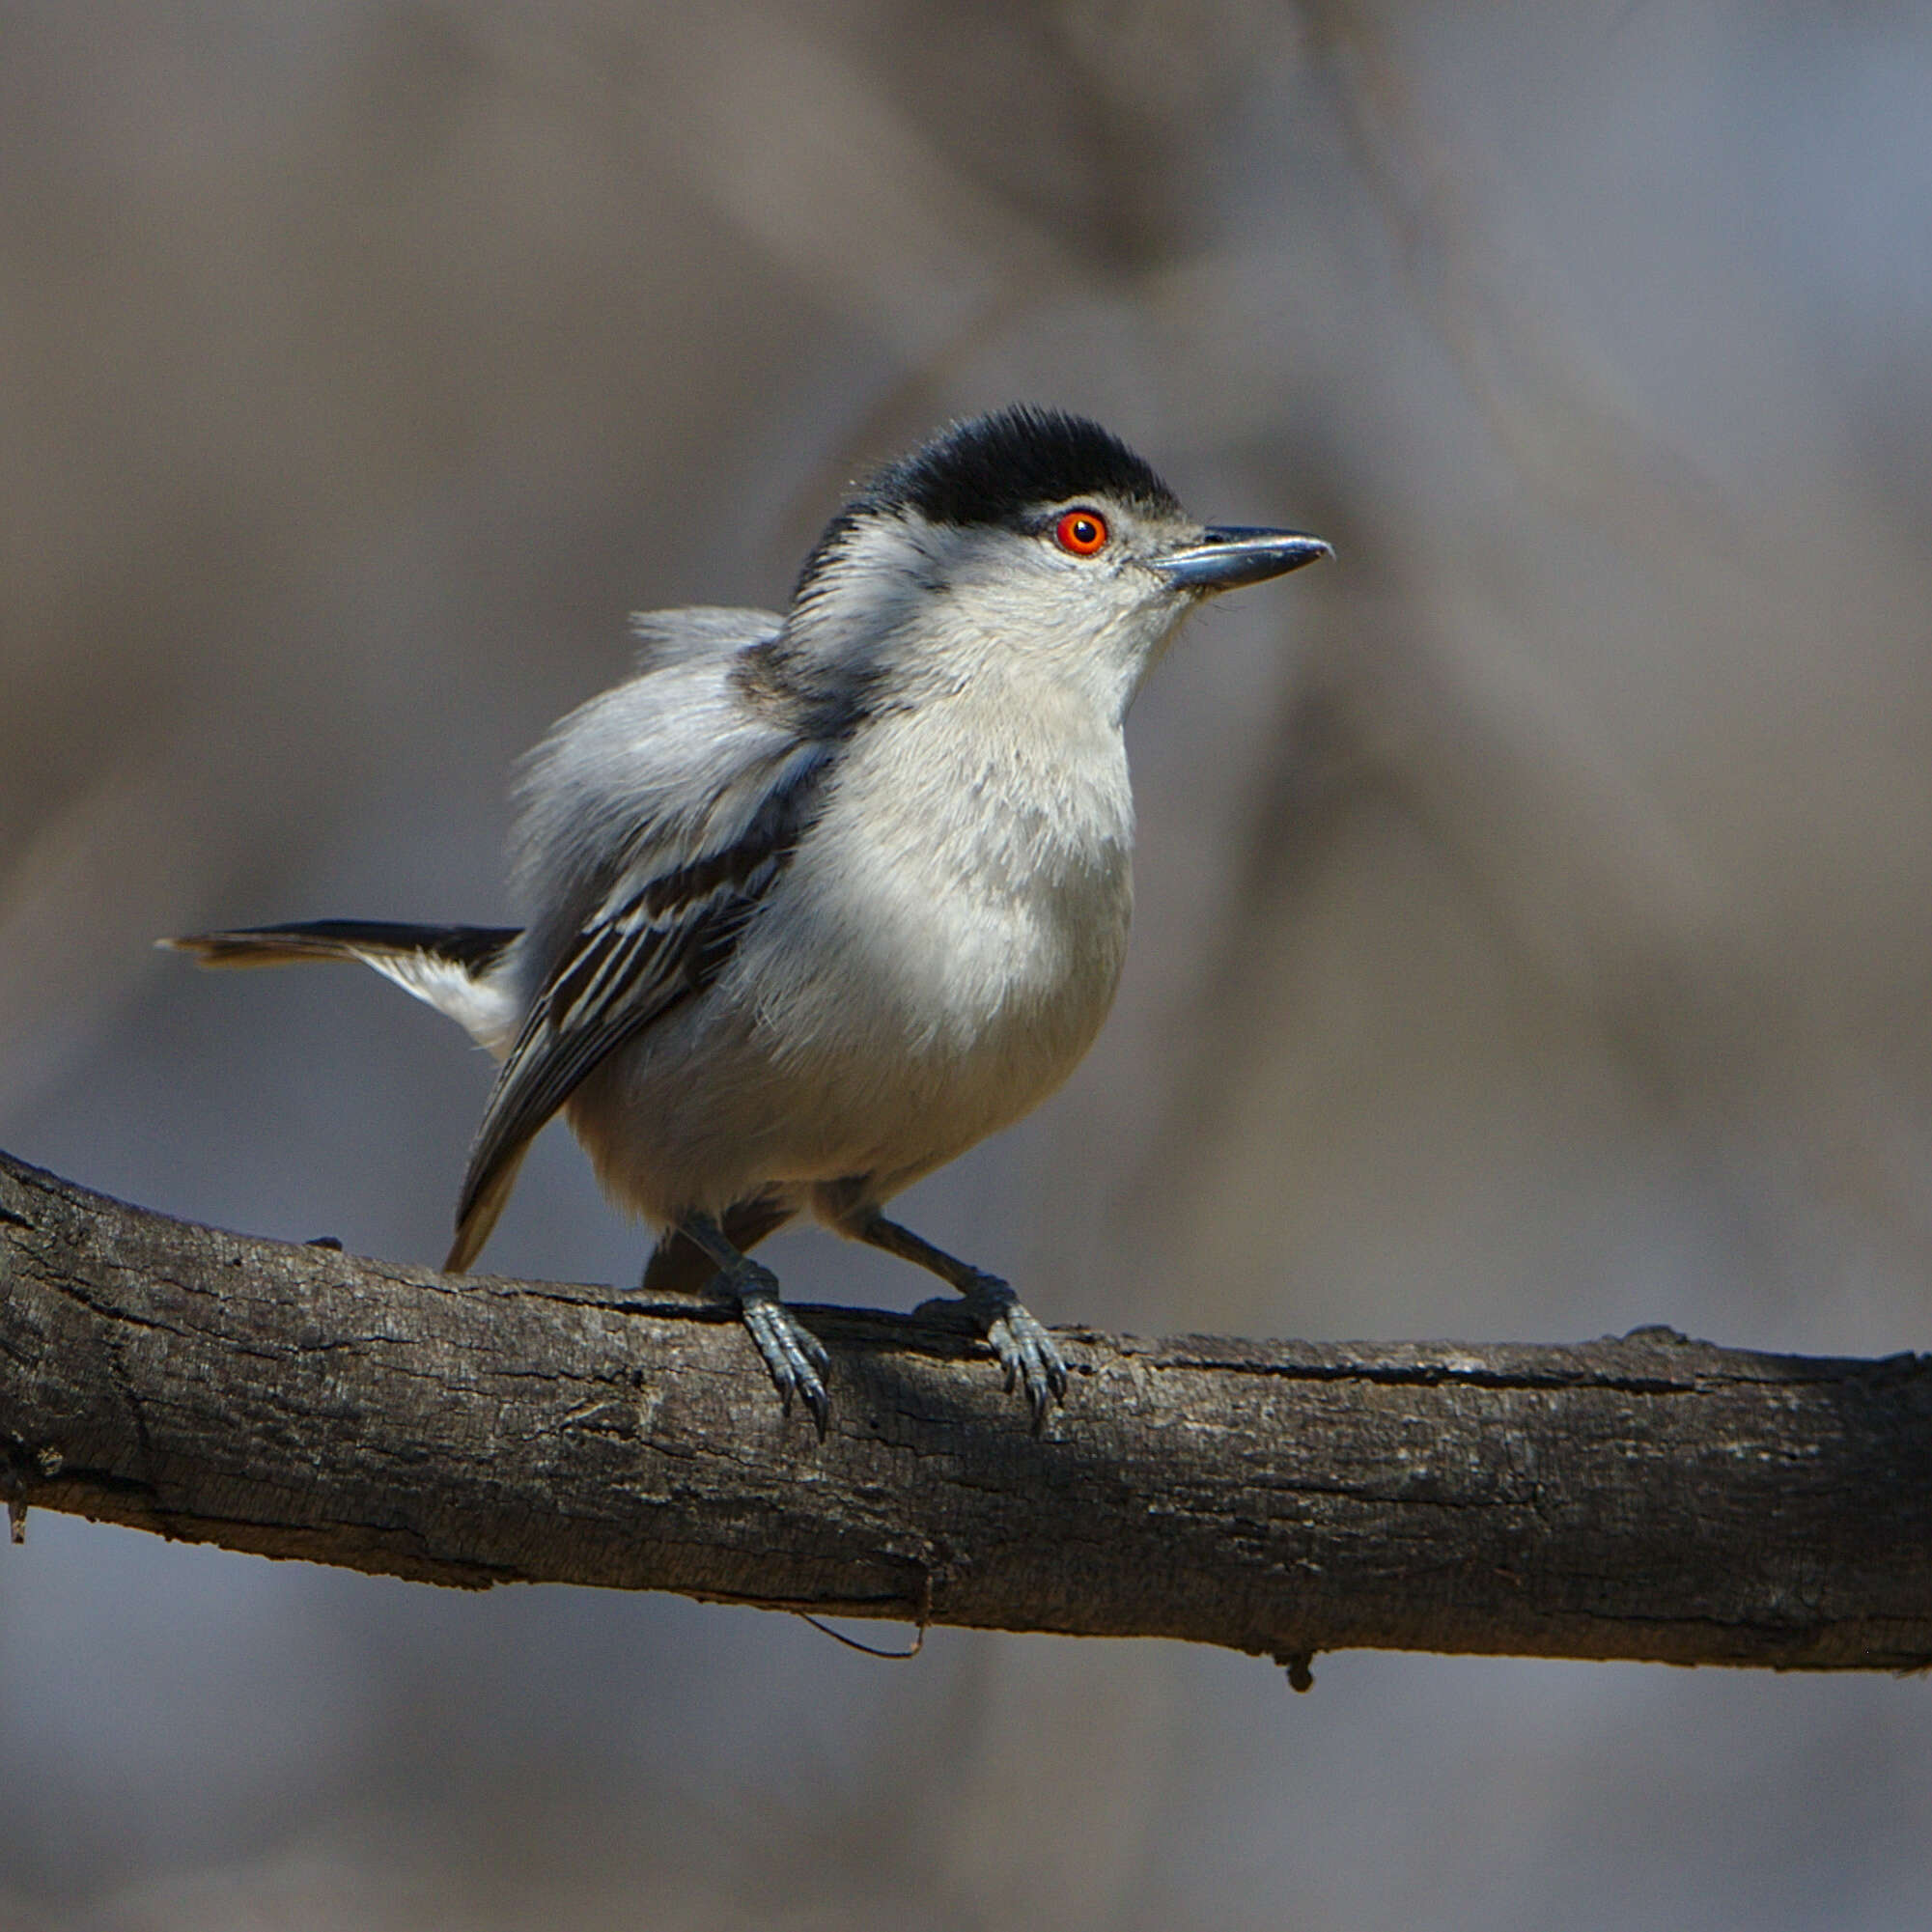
top-left (1053, 509), bottom-right (1109, 556)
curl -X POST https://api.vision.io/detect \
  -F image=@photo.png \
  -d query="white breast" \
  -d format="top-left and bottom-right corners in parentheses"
top-left (723, 673), bottom-right (1133, 1182)
top-left (565, 661), bottom-right (1137, 1221)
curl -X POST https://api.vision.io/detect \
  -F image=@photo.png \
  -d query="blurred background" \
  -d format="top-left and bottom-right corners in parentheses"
top-left (4, 2), bottom-right (1931, 1925)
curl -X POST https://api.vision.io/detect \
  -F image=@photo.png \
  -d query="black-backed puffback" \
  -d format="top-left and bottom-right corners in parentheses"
top-left (168, 407), bottom-right (1330, 1434)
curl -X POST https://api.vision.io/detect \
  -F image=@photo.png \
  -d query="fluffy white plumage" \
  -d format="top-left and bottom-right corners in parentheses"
top-left (554, 595), bottom-right (1136, 1231)
top-left (168, 407), bottom-right (1329, 1429)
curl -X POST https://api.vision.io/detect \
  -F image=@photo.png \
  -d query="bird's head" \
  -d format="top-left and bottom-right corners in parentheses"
top-left (784, 406), bottom-right (1330, 724)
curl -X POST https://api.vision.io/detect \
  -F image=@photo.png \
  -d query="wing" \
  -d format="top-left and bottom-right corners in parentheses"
top-left (444, 730), bottom-right (835, 1271)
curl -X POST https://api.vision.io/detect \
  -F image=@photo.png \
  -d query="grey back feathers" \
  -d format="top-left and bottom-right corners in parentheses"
top-left (629, 604), bottom-right (778, 672)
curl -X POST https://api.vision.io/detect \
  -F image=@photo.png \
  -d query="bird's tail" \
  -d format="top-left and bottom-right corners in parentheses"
top-left (162, 919), bottom-right (523, 1055)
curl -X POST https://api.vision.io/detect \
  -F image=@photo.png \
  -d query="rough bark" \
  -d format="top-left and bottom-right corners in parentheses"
top-left (3, 1145), bottom-right (1929, 1676)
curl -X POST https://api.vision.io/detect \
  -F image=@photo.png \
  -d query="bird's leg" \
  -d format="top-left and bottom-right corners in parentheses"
top-left (850, 1213), bottom-right (1068, 1429)
top-left (641, 1193), bottom-right (797, 1297)
top-left (677, 1210), bottom-right (829, 1437)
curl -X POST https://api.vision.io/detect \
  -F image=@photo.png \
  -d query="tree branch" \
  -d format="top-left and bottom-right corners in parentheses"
top-left (3, 1146), bottom-right (1928, 1676)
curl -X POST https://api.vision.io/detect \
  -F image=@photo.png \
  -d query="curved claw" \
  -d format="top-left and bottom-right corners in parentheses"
top-left (725, 1260), bottom-right (830, 1438)
top-left (960, 1274), bottom-right (1069, 1431)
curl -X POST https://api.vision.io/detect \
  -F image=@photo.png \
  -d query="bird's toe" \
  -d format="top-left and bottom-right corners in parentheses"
top-left (730, 1266), bottom-right (830, 1437)
top-left (958, 1274), bottom-right (1068, 1430)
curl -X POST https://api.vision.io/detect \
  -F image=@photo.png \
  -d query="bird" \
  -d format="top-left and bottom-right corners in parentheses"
top-left (166, 406), bottom-right (1330, 1435)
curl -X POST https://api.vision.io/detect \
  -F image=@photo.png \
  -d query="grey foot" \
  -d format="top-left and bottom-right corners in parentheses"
top-left (725, 1258), bottom-right (830, 1437)
top-left (958, 1273), bottom-right (1068, 1430)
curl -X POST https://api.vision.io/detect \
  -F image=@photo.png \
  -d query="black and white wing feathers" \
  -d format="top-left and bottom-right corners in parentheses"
top-left (445, 734), bottom-right (834, 1272)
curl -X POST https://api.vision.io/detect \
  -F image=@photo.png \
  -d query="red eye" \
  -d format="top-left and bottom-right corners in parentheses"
top-left (1054, 509), bottom-right (1109, 556)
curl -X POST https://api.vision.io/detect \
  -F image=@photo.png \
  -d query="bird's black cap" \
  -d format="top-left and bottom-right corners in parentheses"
top-left (793, 406), bottom-right (1185, 607)
top-left (869, 406), bottom-right (1184, 529)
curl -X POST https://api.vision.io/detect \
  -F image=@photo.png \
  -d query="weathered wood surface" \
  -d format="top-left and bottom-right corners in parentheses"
top-left (4, 1145), bottom-right (1929, 1673)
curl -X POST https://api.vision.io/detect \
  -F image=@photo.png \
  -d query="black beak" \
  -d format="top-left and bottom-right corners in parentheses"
top-left (1156, 526), bottom-right (1332, 593)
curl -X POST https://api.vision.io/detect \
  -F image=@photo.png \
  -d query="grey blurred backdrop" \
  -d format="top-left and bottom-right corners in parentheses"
top-left (4, 4), bottom-right (1930, 1927)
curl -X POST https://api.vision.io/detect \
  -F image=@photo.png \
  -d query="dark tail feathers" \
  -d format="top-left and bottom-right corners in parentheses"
top-left (163, 920), bottom-right (520, 973)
